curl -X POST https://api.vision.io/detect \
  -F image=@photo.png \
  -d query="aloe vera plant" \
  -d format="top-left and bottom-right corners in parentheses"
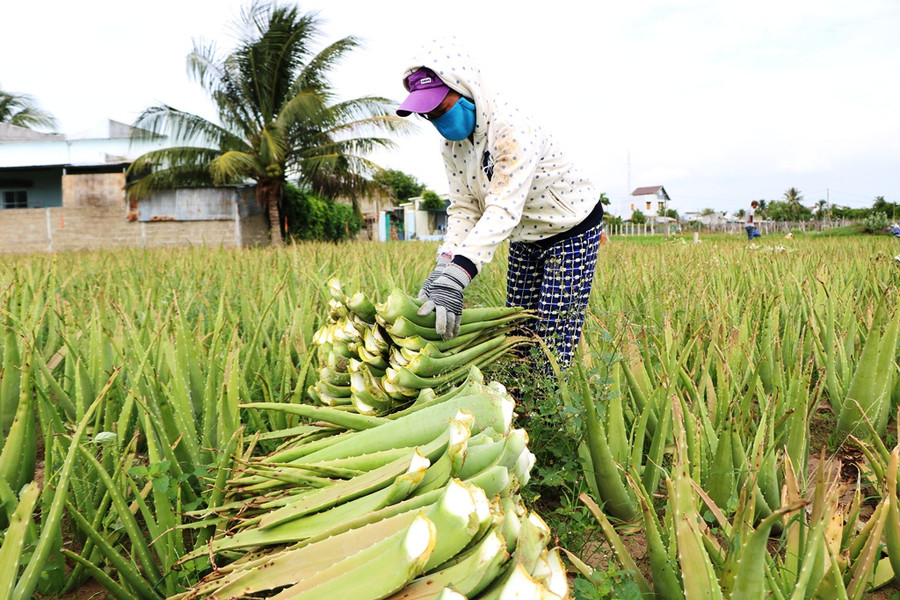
top-left (160, 282), bottom-right (571, 600)
top-left (834, 302), bottom-right (900, 441)
top-left (3, 235), bottom-right (900, 598)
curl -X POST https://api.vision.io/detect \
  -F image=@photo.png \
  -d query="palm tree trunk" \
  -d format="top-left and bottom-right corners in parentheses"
top-left (268, 201), bottom-right (283, 246)
top-left (258, 177), bottom-right (284, 246)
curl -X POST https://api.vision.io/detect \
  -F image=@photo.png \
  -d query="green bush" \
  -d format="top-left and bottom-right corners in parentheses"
top-left (420, 190), bottom-right (446, 211)
top-left (863, 210), bottom-right (889, 233)
top-left (630, 209), bottom-right (646, 225)
top-left (282, 183), bottom-right (361, 242)
top-left (604, 215), bottom-right (624, 229)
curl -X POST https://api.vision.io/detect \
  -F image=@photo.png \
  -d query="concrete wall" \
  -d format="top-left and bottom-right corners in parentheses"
top-left (240, 211), bottom-right (270, 246)
top-left (0, 206), bottom-right (269, 254)
top-left (62, 172), bottom-right (125, 208)
top-left (0, 208), bottom-right (49, 253)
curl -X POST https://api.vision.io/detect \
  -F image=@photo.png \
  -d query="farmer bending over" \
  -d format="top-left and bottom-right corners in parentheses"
top-left (395, 38), bottom-right (604, 370)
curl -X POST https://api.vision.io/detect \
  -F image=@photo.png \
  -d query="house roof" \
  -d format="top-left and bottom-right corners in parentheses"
top-left (0, 120), bottom-right (158, 144)
top-left (631, 185), bottom-right (670, 200)
top-left (0, 123), bottom-right (64, 142)
top-left (0, 119), bottom-right (170, 170)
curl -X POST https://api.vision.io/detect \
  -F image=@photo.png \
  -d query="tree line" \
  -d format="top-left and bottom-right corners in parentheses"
top-left (611, 187), bottom-right (898, 229)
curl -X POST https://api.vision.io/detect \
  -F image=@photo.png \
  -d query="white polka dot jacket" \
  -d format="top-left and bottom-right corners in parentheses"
top-left (402, 38), bottom-right (601, 275)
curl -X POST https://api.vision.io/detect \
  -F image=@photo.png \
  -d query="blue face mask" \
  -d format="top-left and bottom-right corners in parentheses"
top-left (431, 97), bottom-right (476, 141)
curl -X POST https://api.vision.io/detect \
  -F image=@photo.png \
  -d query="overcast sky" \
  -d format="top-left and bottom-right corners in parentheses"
top-left (3, 0), bottom-right (898, 214)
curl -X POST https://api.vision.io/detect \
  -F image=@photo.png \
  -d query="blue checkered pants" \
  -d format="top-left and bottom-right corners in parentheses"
top-left (506, 223), bottom-right (603, 369)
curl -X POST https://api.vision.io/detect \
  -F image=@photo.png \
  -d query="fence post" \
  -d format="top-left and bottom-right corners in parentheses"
top-left (234, 198), bottom-right (243, 247)
top-left (45, 207), bottom-right (53, 252)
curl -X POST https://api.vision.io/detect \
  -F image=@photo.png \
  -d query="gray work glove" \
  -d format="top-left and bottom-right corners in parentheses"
top-left (417, 254), bottom-right (452, 301)
top-left (417, 263), bottom-right (471, 340)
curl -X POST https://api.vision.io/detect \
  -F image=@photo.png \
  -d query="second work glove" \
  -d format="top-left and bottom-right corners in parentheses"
top-left (417, 263), bottom-right (471, 340)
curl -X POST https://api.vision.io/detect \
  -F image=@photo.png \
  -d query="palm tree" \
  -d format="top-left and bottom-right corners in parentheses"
top-left (783, 188), bottom-right (804, 222)
top-left (0, 88), bottom-right (57, 131)
top-left (784, 187), bottom-right (802, 213)
top-left (126, 1), bottom-right (410, 244)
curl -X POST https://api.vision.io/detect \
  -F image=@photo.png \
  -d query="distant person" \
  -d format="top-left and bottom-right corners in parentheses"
top-left (395, 38), bottom-right (604, 370)
top-left (745, 200), bottom-right (760, 240)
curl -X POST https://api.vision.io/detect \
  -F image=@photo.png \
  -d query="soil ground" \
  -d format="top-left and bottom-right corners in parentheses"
top-left (54, 580), bottom-right (110, 600)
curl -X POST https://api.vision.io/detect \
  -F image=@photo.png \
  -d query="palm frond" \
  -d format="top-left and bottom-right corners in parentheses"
top-left (303, 164), bottom-right (385, 205)
top-left (274, 90), bottom-right (328, 131)
top-left (293, 36), bottom-right (361, 98)
top-left (296, 152), bottom-right (389, 198)
top-left (289, 136), bottom-right (398, 170)
top-left (327, 95), bottom-right (404, 118)
top-left (186, 40), bottom-right (225, 94)
top-left (0, 89), bottom-right (58, 130)
top-left (210, 150), bottom-right (261, 184)
top-left (130, 105), bottom-right (245, 151)
top-left (125, 164), bottom-right (216, 200)
top-left (257, 125), bottom-right (287, 166)
top-left (326, 113), bottom-right (416, 139)
top-left (236, 3), bottom-right (321, 122)
top-left (126, 146), bottom-right (222, 175)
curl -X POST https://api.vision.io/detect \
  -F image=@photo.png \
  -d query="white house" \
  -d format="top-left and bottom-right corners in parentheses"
top-left (613, 185), bottom-right (671, 219)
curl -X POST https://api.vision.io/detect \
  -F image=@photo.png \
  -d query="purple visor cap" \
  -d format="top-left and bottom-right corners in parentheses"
top-left (396, 68), bottom-right (450, 117)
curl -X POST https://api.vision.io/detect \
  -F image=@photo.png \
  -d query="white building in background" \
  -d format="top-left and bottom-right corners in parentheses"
top-left (631, 185), bottom-right (670, 215)
top-left (611, 185), bottom-right (671, 220)
top-left (0, 120), bottom-right (172, 210)
top-left (376, 195), bottom-right (449, 242)
top-left (0, 120), bottom-right (269, 252)
top-left (682, 211), bottom-right (729, 226)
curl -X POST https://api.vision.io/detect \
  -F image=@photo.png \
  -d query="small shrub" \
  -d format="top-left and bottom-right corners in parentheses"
top-left (573, 566), bottom-right (645, 600)
top-left (863, 210), bottom-right (889, 233)
top-left (630, 210), bottom-right (647, 225)
top-left (282, 183), bottom-right (361, 242)
top-left (419, 190), bottom-right (446, 211)
top-left (604, 214), bottom-right (624, 229)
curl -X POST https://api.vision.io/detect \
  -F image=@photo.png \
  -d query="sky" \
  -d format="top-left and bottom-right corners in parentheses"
top-left (3, 0), bottom-right (899, 216)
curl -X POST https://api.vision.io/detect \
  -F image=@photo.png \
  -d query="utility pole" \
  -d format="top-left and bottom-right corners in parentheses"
top-left (626, 150), bottom-right (631, 197)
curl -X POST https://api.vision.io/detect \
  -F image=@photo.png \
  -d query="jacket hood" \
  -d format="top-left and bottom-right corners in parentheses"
top-left (402, 38), bottom-right (493, 143)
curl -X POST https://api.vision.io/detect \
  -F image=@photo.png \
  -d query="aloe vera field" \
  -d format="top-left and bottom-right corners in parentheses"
top-left (2, 232), bottom-right (900, 599)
